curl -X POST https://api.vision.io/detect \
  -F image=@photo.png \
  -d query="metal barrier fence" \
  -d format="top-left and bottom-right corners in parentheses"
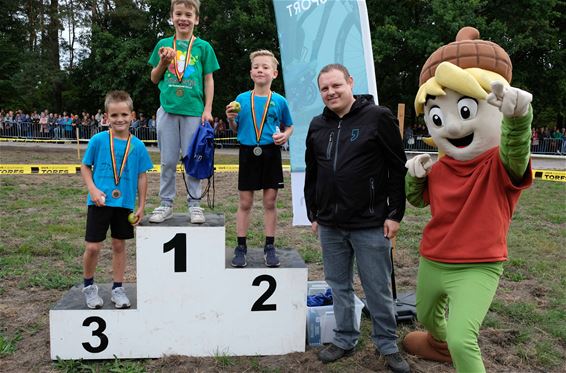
top-left (0, 122), bottom-right (564, 155)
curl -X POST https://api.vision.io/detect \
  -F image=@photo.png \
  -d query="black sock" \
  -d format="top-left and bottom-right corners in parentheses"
top-left (112, 282), bottom-right (122, 289)
top-left (237, 236), bottom-right (247, 247)
top-left (265, 236), bottom-right (275, 246)
top-left (84, 277), bottom-right (94, 287)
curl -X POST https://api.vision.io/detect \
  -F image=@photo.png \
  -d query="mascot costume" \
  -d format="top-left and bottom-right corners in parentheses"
top-left (402, 27), bottom-right (533, 373)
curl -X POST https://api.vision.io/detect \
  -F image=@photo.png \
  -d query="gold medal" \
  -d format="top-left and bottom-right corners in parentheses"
top-left (112, 189), bottom-right (121, 199)
top-left (176, 88), bottom-right (185, 97)
top-left (253, 146), bottom-right (263, 156)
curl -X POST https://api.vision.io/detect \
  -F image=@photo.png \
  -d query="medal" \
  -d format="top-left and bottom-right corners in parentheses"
top-left (176, 88), bottom-right (184, 97)
top-left (173, 35), bottom-right (195, 83)
top-left (109, 130), bottom-right (132, 200)
top-left (250, 90), bottom-right (272, 153)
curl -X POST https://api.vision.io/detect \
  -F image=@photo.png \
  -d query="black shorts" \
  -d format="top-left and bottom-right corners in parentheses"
top-left (85, 205), bottom-right (134, 243)
top-left (238, 144), bottom-right (284, 191)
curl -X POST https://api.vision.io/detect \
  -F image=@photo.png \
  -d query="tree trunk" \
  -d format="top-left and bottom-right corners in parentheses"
top-left (46, 0), bottom-right (62, 112)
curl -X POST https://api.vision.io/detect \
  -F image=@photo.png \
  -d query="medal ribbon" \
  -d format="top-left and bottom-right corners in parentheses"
top-left (109, 130), bottom-right (132, 186)
top-left (173, 35), bottom-right (195, 83)
top-left (250, 90), bottom-right (272, 144)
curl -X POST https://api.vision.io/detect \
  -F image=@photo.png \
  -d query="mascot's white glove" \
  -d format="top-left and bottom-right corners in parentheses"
top-left (405, 153), bottom-right (433, 178)
top-left (487, 81), bottom-right (532, 118)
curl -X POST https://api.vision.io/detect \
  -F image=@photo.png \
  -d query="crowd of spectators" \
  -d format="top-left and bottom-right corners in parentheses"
top-left (0, 109), bottom-right (158, 141)
top-left (1, 108), bottom-right (564, 154)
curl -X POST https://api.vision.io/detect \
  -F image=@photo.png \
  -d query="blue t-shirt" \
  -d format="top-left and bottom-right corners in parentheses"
top-left (82, 131), bottom-right (153, 210)
top-left (234, 91), bottom-right (293, 146)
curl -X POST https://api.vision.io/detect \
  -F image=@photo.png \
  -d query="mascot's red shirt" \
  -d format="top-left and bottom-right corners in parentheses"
top-left (421, 147), bottom-right (532, 263)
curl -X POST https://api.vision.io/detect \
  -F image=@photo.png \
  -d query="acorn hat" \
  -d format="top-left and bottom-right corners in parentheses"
top-left (419, 26), bottom-right (512, 86)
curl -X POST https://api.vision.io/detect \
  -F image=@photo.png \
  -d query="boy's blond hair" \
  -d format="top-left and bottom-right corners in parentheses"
top-left (104, 90), bottom-right (134, 112)
top-left (250, 50), bottom-right (279, 70)
top-left (171, 0), bottom-right (200, 16)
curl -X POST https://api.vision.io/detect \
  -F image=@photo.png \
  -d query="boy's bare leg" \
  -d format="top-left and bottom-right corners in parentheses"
top-left (111, 238), bottom-right (127, 283)
top-left (263, 188), bottom-right (278, 237)
top-left (83, 241), bottom-right (103, 279)
top-left (237, 191), bottom-right (254, 237)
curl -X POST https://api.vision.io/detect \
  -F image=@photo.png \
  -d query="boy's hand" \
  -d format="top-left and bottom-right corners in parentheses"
top-left (92, 189), bottom-right (106, 206)
top-left (132, 208), bottom-right (144, 226)
top-left (201, 110), bottom-right (213, 124)
top-left (272, 132), bottom-right (287, 145)
top-left (225, 103), bottom-right (239, 121)
top-left (158, 47), bottom-right (175, 66)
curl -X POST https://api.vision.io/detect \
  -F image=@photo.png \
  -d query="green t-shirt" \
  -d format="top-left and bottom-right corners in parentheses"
top-left (149, 36), bottom-right (220, 116)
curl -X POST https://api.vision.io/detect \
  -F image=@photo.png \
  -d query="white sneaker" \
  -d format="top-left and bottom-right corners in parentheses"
top-left (111, 287), bottom-right (131, 309)
top-left (83, 284), bottom-right (103, 309)
top-left (189, 206), bottom-right (205, 224)
top-left (148, 205), bottom-right (173, 223)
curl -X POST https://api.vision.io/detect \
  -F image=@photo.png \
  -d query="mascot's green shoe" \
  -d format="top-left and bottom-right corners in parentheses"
top-left (403, 331), bottom-right (452, 363)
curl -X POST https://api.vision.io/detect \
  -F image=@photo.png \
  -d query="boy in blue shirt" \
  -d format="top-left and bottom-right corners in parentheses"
top-left (147, 0), bottom-right (220, 224)
top-left (81, 91), bottom-right (153, 309)
top-left (225, 50), bottom-right (294, 267)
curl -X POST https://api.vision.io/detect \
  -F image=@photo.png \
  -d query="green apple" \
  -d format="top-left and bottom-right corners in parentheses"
top-left (230, 101), bottom-right (241, 113)
top-left (128, 212), bottom-right (139, 225)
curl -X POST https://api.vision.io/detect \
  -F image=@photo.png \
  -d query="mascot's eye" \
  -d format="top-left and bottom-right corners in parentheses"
top-left (428, 107), bottom-right (444, 127)
top-left (457, 98), bottom-right (478, 120)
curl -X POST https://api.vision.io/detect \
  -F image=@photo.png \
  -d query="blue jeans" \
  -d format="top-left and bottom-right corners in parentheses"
top-left (318, 224), bottom-right (398, 354)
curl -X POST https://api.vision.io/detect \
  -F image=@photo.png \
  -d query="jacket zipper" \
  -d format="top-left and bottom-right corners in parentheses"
top-left (333, 120), bottom-right (342, 216)
top-left (369, 177), bottom-right (375, 214)
top-left (326, 131), bottom-right (334, 159)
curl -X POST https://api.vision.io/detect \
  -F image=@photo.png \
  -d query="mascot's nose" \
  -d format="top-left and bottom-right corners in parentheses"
top-left (443, 115), bottom-right (465, 137)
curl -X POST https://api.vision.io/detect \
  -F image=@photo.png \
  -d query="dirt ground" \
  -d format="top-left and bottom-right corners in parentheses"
top-left (0, 145), bottom-right (559, 373)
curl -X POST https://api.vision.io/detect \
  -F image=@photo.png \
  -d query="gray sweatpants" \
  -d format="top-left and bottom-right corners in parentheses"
top-left (156, 107), bottom-right (201, 208)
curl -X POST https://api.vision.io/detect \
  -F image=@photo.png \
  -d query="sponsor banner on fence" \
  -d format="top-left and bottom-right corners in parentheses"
top-left (0, 164), bottom-right (291, 175)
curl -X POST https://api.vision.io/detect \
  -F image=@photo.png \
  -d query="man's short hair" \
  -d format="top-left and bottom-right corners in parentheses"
top-left (250, 50), bottom-right (279, 71)
top-left (104, 91), bottom-right (134, 112)
top-left (317, 64), bottom-right (351, 86)
top-left (171, 0), bottom-right (200, 16)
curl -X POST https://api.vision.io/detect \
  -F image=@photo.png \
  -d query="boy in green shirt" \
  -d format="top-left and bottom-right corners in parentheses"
top-left (148, 0), bottom-right (219, 224)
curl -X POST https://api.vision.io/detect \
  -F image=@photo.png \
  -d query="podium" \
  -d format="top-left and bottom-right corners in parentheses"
top-left (50, 214), bottom-right (308, 359)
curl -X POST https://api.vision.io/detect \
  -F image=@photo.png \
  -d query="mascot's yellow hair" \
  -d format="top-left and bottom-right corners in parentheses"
top-left (415, 62), bottom-right (508, 115)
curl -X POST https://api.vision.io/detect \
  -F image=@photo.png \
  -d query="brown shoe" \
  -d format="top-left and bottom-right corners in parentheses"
top-left (403, 331), bottom-right (452, 363)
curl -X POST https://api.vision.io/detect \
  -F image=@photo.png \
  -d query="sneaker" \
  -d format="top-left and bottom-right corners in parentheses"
top-left (148, 205), bottom-right (173, 223)
top-left (111, 286), bottom-right (131, 309)
top-left (189, 206), bottom-right (205, 224)
top-left (231, 245), bottom-right (247, 267)
top-left (318, 344), bottom-right (354, 363)
top-left (384, 352), bottom-right (411, 373)
top-left (82, 284), bottom-right (103, 309)
top-left (264, 244), bottom-right (280, 267)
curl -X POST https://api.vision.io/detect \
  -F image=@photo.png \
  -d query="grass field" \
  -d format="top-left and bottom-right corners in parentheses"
top-left (0, 145), bottom-right (565, 372)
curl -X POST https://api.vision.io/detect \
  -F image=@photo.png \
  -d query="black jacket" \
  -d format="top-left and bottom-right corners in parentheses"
top-left (304, 95), bottom-right (407, 229)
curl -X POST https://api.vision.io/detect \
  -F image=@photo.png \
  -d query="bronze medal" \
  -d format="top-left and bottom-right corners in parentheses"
top-left (112, 189), bottom-right (121, 199)
top-left (253, 146), bottom-right (263, 156)
top-left (176, 88), bottom-right (184, 97)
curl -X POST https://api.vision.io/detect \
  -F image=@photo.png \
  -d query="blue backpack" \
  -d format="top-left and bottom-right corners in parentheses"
top-left (182, 121), bottom-right (215, 180)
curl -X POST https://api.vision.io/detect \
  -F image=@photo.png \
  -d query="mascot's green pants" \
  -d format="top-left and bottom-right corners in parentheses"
top-left (416, 258), bottom-right (503, 372)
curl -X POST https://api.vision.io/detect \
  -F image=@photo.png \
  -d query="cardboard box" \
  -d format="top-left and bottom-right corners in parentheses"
top-left (306, 281), bottom-right (364, 346)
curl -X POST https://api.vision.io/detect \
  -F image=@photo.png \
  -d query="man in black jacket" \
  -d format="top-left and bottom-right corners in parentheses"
top-left (304, 64), bottom-right (409, 373)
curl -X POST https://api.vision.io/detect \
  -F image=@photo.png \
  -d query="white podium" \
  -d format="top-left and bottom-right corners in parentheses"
top-left (50, 214), bottom-right (308, 359)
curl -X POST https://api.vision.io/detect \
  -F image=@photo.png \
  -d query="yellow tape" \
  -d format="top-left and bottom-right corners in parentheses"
top-left (0, 164), bottom-right (291, 174)
top-left (532, 169), bottom-right (566, 182)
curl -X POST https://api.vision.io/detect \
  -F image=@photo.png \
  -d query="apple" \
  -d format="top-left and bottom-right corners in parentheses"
top-left (230, 101), bottom-right (241, 113)
top-left (128, 212), bottom-right (139, 225)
